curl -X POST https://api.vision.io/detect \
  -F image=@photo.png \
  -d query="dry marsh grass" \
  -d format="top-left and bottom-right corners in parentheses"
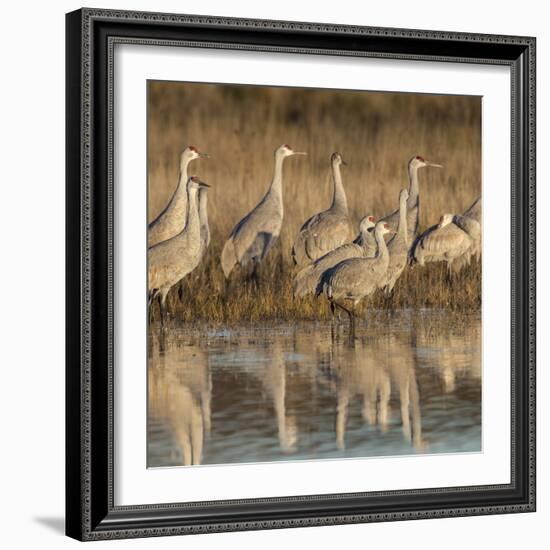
top-left (148, 81), bottom-right (481, 322)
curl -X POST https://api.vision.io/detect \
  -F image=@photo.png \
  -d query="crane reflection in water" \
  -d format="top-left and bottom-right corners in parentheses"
top-left (147, 312), bottom-right (481, 468)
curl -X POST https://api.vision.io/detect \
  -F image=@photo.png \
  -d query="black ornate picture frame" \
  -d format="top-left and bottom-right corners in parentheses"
top-left (65, 8), bottom-right (536, 541)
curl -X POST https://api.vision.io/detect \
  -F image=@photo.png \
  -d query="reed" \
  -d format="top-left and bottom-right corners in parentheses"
top-left (148, 81), bottom-right (481, 322)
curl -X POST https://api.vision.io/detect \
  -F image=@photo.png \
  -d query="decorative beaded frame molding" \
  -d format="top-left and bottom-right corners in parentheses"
top-left (65, 7), bottom-right (536, 541)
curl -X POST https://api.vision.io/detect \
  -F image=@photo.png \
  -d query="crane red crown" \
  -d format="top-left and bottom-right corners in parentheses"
top-left (415, 155), bottom-right (425, 161)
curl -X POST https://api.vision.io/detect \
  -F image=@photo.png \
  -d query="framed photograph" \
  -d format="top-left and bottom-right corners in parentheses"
top-left (65, 8), bottom-right (536, 541)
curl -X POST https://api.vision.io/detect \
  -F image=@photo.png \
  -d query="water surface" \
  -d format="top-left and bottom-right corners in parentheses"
top-left (148, 311), bottom-right (481, 467)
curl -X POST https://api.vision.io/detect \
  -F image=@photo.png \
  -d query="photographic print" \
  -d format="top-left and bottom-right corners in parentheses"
top-left (147, 80), bottom-right (482, 468)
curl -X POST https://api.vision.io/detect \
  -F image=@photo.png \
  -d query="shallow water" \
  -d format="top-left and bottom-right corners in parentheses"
top-left (147, 311), bottom-right (481, 468)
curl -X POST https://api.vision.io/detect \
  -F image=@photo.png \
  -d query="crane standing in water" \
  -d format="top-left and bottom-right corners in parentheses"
top-left (220, 144), bottom-right (307, 280)
top-left (291, 152), bottom-right (353, 267)
top-left (149, 176), bottom-right (210, 328)
top-left (177, 183), bottom-right (211, 303)
top-left (148, 146), bottom-right (209, 248)
top-left (318, 221), bottom-right (393, 331)
top-left (380, 155), bottom-right (442, 244)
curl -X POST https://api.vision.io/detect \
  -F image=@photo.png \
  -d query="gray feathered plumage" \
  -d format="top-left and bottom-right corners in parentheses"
top-left (380, 155), bottom-right (442, 245)
top-left (291, 153), bottom-right (353, 267)
top-left (410, 196), bottom-right (481, 274)
top-left (319, 222), bottom-right (392, 326)
top-left (148, 146), bottom-right (208, 248)
top-left (293, 215), bottom-right (376, 298)
top-left (383, 189), bottom-right (409, 294)
top-left (220, 144), bottom-right (306, 278)
top-left (197, 186), bottom-right (211, 261)
top-left (149, 177), bottom-right (208, 326)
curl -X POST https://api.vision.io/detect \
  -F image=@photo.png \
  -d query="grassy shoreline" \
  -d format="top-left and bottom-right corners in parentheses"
top-left (149, 239), bottom-right (481, 324)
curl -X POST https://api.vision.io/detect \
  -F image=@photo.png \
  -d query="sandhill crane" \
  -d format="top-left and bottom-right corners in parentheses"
top-left (410, 212), bottom-right (481, 275)
top-left (177, 184), bottom-right (211, 303)
top-left (291, 152), bottom-right (353, 267)
top-left (293, 215), bottom-right (376, 298)
top-left (148, 146), bottom-right (209, 248)
top-left (220, 144), bottom-right (306, 279)
top-left (318, 221), bottom-right (392, 330)
top-left (380, 155), bottom-right (442, 244)
top-left (149, 176), bottom-right (209, 328)
top-left (383, 189), bottom-right (409, 295)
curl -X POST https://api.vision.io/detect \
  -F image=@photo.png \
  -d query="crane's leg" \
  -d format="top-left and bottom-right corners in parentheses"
top-left (445, 265), bottom-right (454, 286)
top-left (224, 274), bottom-right (232, 295)
top-left (349, 307), bottom-right (356, 338)
top-left (159, 289), bottom-right (169, 331)
top-left (148, 289), bottom-right (156, 326)
top-left (251, 260), bottom-right (260, 288)
top-left (333, 301), bottom-right (356, 336)
top-left (329, 300), bottom-right (337, 341)
top-left (157, 290), bottom-right (169, 352)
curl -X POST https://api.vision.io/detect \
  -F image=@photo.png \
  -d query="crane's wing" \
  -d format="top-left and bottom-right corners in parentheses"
top-left (239, 232), bottom-right (277, 266)
top-left (228, 207), bottom-right (256, 240)
top-left (298, 211), bottom-right (323, 232)
top-left (418, 224), bottom-right (470, 255)
top-left (221, 204), bottom-right (261, 277)
top-left (314, 243), bottom-right (363, 271)
top-left (292, 211), bottom-right (325, 266)
top-left (305, 216), bottom-right (351, 260)
top-left (293, 243), bottom-right (364, 297)
top-left (310, 244), bottom-right (363, 296)
top-left (325, 257), bottom-right (381, 298)
top-left (453, 215), bottom-right (481, 239)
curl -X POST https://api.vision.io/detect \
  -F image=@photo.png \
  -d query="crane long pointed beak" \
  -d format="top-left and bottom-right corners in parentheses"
top-left (198, 182), bottom-right (211, 188)
top-left (292, 151), bottom-right (307, 156)
top-left (341, 160), bottom-right (348, 166)
top-left (426, 161), bottom-right (443, 168)
top-left (199, 152), bottom-right (210, 158)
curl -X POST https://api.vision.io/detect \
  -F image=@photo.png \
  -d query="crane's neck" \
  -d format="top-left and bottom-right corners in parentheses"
top-left (398, 197), bottom-right (408, 241)
top-left (173, 159), bottom-right (190, 206)
top-left (330, 162), bottom-right (348, 213)
top-left (198, 190), bottom-right (210, 247)
top-left (184, 187), bottom-right (200, 239)
top-left (375, 229), bottom-right (389, 263)
top-left (267, 153), bottom-right (286, 203)
top-left (407, 164), bottom-right (420, 209)
top-left (198, 190), bottom-right (208, 228)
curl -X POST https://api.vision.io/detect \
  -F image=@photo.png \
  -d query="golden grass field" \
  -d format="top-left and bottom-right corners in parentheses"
top-left (148, 81), bottom-right (481, 323)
